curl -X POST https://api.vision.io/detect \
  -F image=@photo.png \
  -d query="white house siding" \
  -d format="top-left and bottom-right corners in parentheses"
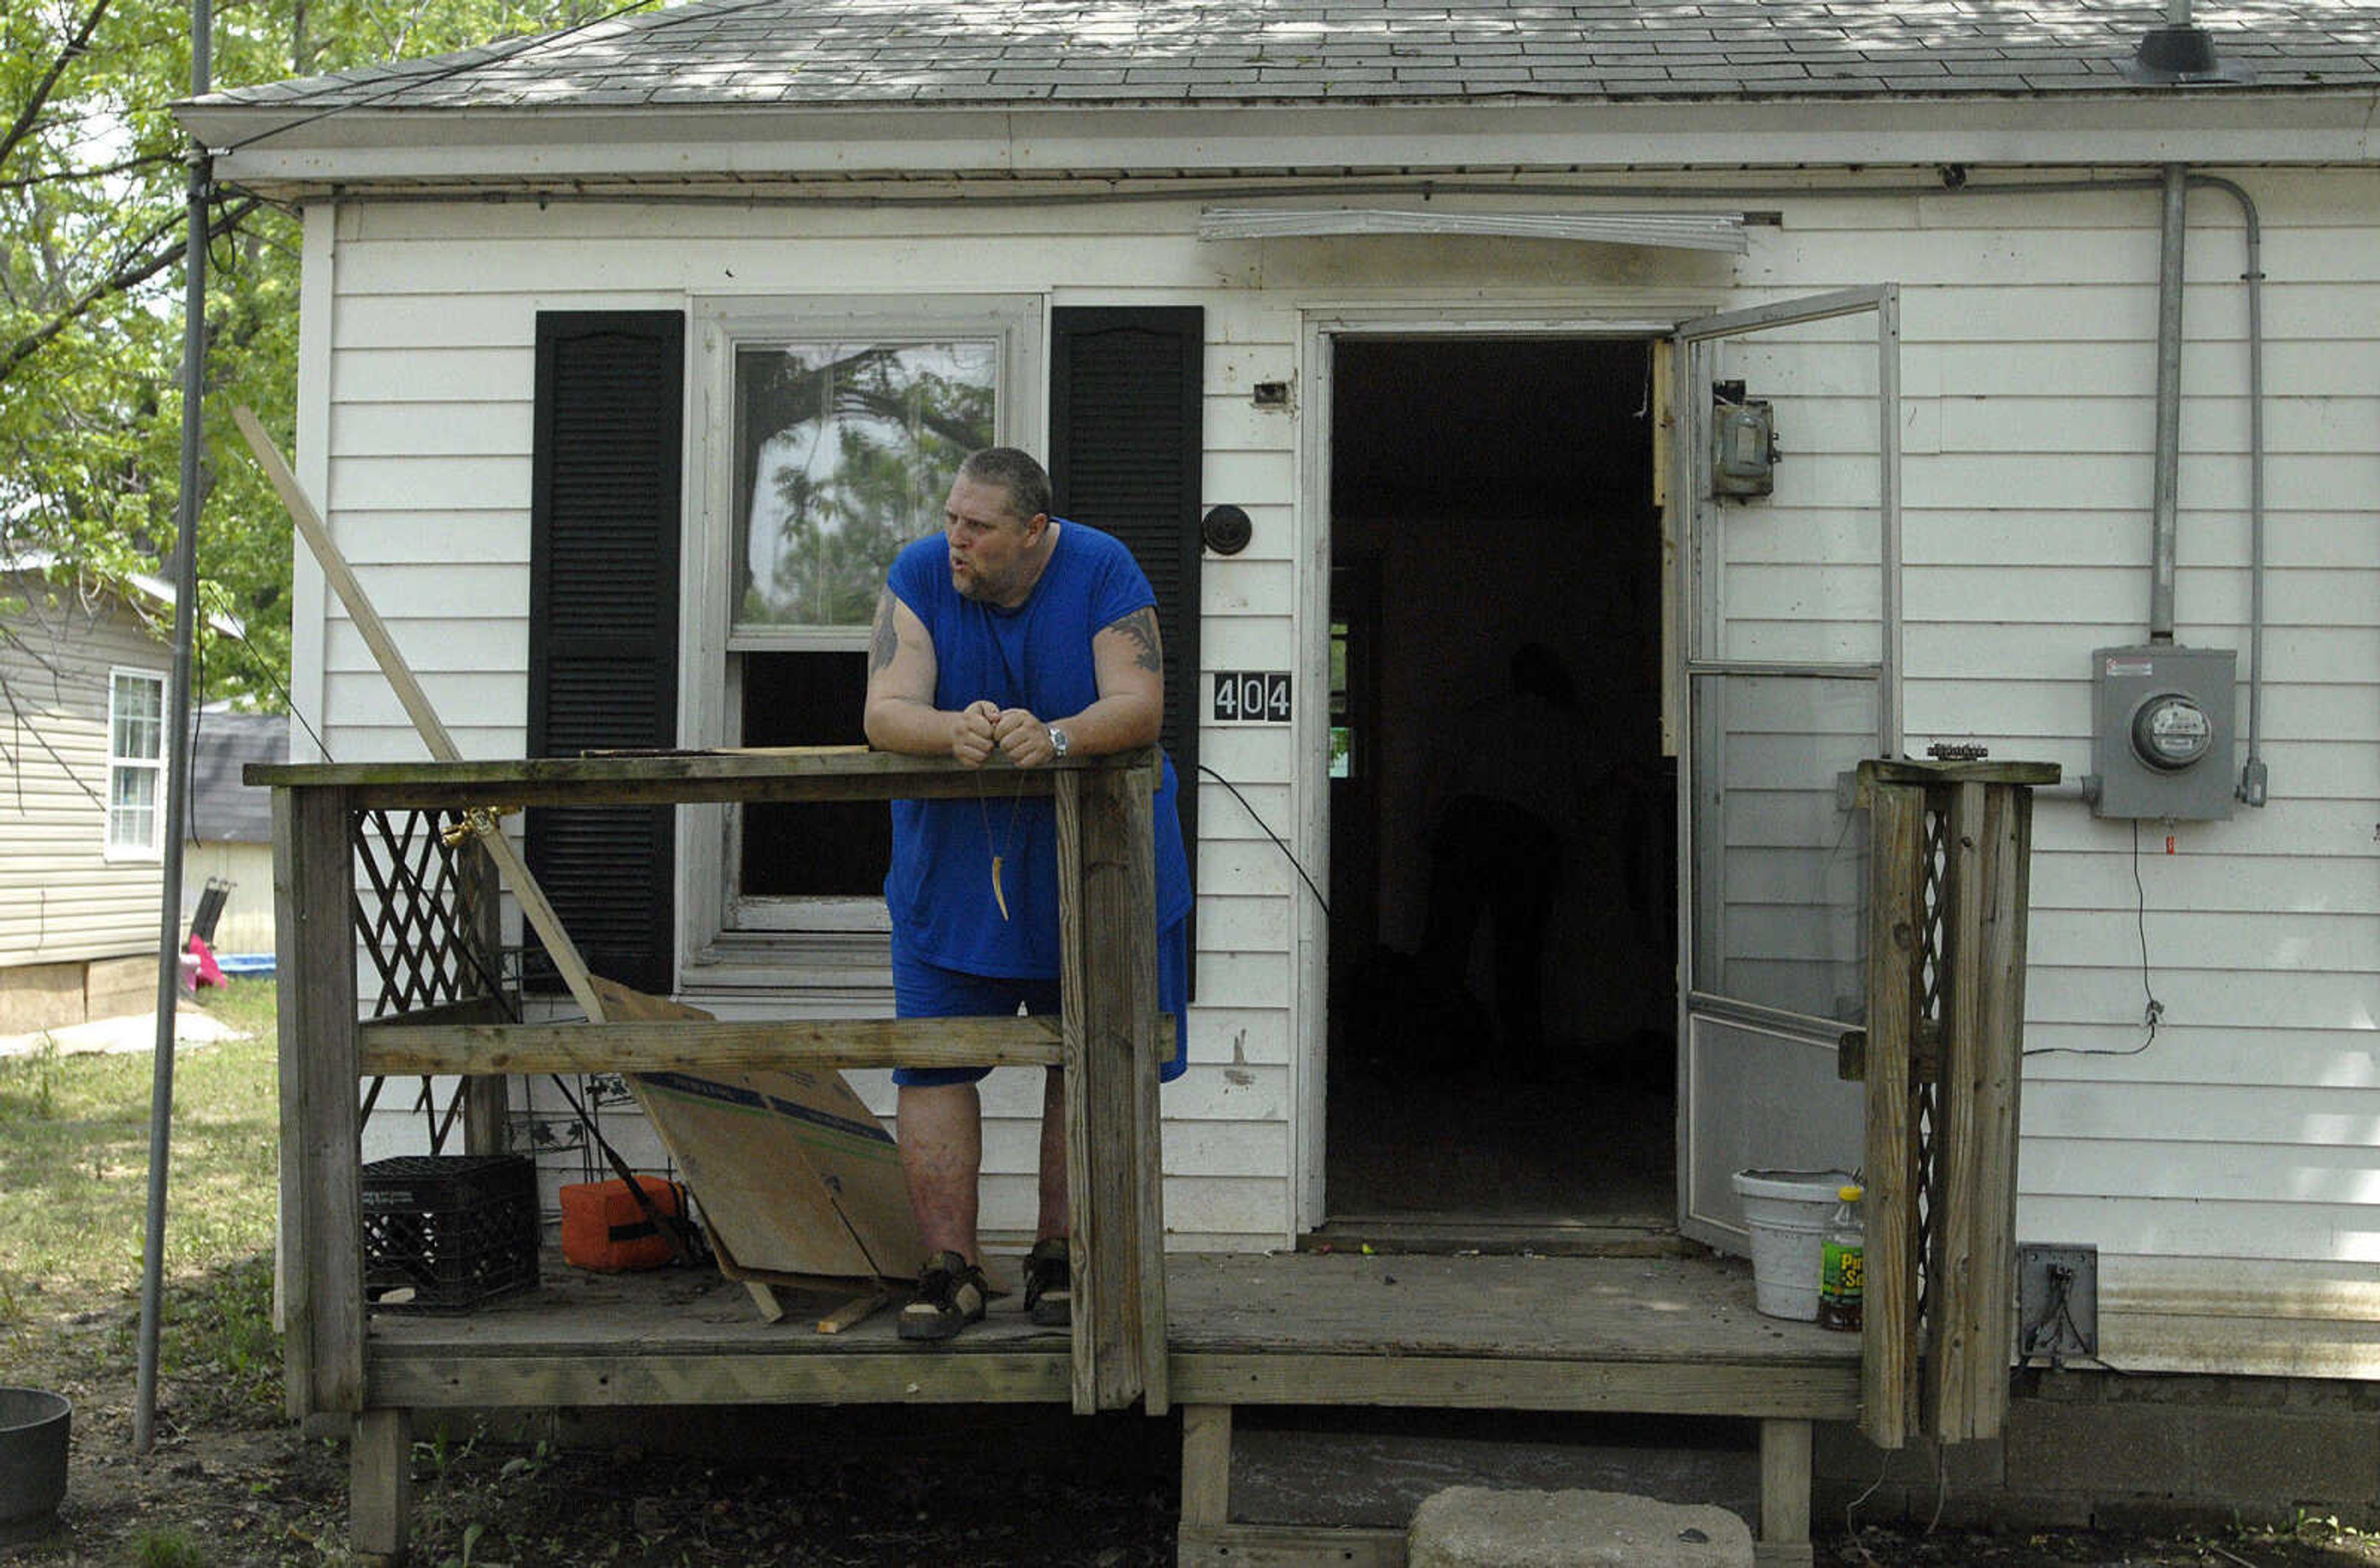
top-left (304, 168), bottom-right (2378, 1359)
top-left (0, 579), bottom-right (171, 969)
top-left (1762, 172), bottom-right (2380, 1376)
top-left (309, 197), bottom-right (1307, 1249)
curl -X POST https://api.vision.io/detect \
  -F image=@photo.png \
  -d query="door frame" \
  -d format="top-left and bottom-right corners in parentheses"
top-left (1671, 284), bottom-right (1905, 1251)
top-left (1294, 304), bottom-right (1700, 1236)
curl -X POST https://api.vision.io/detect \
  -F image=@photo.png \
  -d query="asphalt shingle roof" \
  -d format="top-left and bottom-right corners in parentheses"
top-left (190, 0), bottom-right (2380, 113)
top-left (188, 713), bottom-right (287, 846)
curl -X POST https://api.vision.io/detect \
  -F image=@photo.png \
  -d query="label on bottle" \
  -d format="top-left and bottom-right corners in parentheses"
top-left (1821, 1240), bottom-right (1863, 1306)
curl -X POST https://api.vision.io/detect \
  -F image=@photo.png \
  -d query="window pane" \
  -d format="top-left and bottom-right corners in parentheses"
top-left (111, 672), bottom-right (162, 761)
top-left (110, 765), bottom-right (157, 852)
top-left (734, 341), bottom-right (997, 630)
top-left (738, 651), bottom-right (887, 899)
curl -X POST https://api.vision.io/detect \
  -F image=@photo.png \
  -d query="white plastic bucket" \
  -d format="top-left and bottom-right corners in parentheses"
top-left (1732, 1168), bottom-right (1855, 1322)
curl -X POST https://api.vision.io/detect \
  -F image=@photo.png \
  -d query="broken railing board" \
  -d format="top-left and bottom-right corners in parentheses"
top-left (626, 1067), bottom-right (922, 1286)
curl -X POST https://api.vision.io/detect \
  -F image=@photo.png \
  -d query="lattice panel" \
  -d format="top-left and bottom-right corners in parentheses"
top-left (351, 808), bottom-right (503, 1020)
top-left (1911, 798), bottom-right (1951, 1329)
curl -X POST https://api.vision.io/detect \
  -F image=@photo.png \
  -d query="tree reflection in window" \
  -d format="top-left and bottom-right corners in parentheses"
top-left (734, 341), bottom-right (996, 631)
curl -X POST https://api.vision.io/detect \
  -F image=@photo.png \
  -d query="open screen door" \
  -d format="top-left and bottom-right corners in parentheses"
top-left (1674, 286), bottom-right (1901, 1251)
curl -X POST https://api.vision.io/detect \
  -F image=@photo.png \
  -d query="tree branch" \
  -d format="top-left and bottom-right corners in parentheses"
top-left (0, 0), bottom-right (115, 174)
top-left (0, 194), bottom-right (260, 387)
top-left (0, 152), bottom-right (177, 192)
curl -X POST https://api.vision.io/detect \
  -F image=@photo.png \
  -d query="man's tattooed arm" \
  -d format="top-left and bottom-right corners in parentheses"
top-left (1109, 606), bottom-right (1163, 674)
top-left (869, 589), bottom-right (899, 673)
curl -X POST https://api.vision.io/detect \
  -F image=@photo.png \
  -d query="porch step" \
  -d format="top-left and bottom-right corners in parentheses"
top-left (1224, 1409), bottom-right (1758, 1533)
top-left (1301, 1217), bottom-right (1699, 1259)
top-left (1409, 1486), bottom-right (1753, 1567)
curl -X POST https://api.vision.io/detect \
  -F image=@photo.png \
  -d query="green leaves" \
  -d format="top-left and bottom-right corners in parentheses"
top-left (2, 0), bottom-right (636, 711)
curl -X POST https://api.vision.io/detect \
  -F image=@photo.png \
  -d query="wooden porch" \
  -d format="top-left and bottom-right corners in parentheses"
top-left (253, 747), bottom-right (2043, 1566)
top-left (361, 1248), bottom-right (1856, 1566)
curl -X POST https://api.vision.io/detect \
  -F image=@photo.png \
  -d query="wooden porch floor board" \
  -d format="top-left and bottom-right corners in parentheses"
top-left (363, 1251), bottom-right (1860, 1417)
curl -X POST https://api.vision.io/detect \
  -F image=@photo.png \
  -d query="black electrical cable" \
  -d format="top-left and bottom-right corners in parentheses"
top-left (213, 0), bottom-right (801, 157)
top-left (1196, 762), bottom-right (1328, 918)
top-left (198, 581), bottom-right (334, 762)
top-left (2023, 818), bottom-right (2161, 1059)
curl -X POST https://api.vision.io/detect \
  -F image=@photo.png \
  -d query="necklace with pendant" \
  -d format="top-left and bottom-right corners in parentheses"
top-left (974, 764), bottom-right (1026, 920)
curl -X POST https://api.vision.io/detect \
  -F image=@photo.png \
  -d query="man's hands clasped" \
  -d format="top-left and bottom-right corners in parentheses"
top-left (950, 700), bottom-right (1065, 767)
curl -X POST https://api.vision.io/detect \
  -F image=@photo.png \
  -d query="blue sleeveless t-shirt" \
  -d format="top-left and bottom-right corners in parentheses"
top-left (884, 521), bottom-right (1193, 979)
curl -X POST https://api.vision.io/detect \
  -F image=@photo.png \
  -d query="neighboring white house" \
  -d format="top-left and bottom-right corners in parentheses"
top-left (177, 1), bottom-right (2380, 1383)
top-left (1, 558), bottom-right (183, 1030)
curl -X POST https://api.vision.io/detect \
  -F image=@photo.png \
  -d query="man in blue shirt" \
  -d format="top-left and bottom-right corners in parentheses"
top-left (864, 446), bottom-right (1191, 1341)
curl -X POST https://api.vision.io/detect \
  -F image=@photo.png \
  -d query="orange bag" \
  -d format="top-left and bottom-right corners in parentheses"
top-left (560, 1176), bottom-right (689, 1272)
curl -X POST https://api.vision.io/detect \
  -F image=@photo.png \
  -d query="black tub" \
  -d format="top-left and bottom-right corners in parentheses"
top-left (0, 1387), bottom-right (69, 1544)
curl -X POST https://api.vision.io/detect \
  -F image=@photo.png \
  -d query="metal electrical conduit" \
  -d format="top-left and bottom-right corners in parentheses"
top-left (249, 165), bottom-right (2273, 801)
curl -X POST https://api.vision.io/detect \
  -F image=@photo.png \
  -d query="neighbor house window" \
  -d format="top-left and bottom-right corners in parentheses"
top-left (689, 297), bottom-right (1041, 952)
top-left (107, 668), bottom-right (165, 858)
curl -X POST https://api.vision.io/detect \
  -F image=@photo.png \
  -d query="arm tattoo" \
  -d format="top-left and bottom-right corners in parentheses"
top-left (1109, 606), bottom-right (1163, 674)
top-left (868, 589), bottom-right (899, 674)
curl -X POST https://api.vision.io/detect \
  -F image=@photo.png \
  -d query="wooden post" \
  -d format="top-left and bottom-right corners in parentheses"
top-left (1857, 769), bottom-right (1925, 1450)
top-left (351, 1406), bottom-right (413, 1565)
top-left (1857, 759), bottom-right (2052, 1450)
top-left (275, 783), bottom-right (364, 1421)
top-left (1119, 760), bottom-right (1168, 1415)
top-left (1179, 1404), bottom-right (1233, 1531)
top-left (1056, 760), bottom-right (1161, 1414)
top-left (458, 832), bottom-right (509, 1155)
top-left (1757, 1417), bottom-right (1815, 1568)
top-left (1928, 782), bottom-right (2029, 1441)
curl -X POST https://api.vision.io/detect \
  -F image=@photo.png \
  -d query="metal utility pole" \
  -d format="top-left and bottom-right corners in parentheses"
top-left (136, 0), bottom-right (214, 1457)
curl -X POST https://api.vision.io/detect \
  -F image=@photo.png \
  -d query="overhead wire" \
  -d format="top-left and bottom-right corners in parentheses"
top-left (209, 0), bottom-right (806, 157)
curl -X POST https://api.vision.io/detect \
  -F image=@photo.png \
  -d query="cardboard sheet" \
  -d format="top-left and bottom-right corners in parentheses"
top-left (628, 1067), bottom-right (921, 1287)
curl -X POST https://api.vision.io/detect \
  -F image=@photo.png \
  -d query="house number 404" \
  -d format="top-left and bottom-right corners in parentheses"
top-left (1212, 671), bottom-right (1292, 723)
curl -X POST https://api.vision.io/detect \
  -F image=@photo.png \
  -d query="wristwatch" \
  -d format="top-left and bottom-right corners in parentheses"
top-left (1046, 725), bottom-right (1071, 760)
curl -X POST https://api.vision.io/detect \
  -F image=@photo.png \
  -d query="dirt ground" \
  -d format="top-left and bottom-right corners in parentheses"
top-left (8, 1266), bottom-right (2378, 1567)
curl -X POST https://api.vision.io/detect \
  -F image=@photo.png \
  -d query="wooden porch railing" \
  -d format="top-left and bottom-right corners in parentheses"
top-left (254, 747), bottom-right (1170, 1420)
top-left (1851, 757), bottom-right (2056, 1449)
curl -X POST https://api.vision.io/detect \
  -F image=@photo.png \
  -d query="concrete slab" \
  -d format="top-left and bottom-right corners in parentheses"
top-left (0, 1005), bottom-right (244, 1059)
top-left (1409, 1485), bottom-right (1755, 1567)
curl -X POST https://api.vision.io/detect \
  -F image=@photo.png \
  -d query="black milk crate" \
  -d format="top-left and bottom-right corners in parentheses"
top-left (361, 1154), bottom-right (539, 1312)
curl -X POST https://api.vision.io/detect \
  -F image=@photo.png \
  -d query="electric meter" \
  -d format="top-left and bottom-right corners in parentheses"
top-left (2089, 644), bottom-right (2236, 819)
top-left (2130, 692), bottom-right (2213, 771)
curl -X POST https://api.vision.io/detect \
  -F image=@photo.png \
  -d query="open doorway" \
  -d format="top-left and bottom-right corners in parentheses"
top-left (1322, 334), bottom-right (1678, 1241)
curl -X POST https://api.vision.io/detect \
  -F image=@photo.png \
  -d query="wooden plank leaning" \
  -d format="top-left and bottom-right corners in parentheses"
top-left (234, 407), bottom-right (731, 1316)
top-left (233, 408), bottom-right (622, 1026)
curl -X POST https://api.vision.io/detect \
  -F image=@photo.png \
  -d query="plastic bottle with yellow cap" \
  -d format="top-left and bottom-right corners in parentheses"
top-left (1817, 1182), bottom-right (1864, 1332)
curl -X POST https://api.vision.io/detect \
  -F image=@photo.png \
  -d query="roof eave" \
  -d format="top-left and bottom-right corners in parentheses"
top-left (179, 90), bottom-right (2380, 196)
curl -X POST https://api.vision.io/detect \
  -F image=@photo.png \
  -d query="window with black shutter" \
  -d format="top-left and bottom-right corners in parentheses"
top-left (527, 311), bottom-right (684, 995)
top-left (1049, 306), bottom-right (1205, 966)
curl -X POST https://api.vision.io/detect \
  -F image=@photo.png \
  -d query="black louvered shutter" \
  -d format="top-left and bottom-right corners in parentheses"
top-left (527, 312), bottom-right (684, 996)
top-left (1049, 307), bottom-right (1203, 972)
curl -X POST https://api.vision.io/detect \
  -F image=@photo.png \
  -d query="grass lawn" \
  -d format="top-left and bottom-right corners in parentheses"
top-left (0, 979), bottom-right (281, 1419)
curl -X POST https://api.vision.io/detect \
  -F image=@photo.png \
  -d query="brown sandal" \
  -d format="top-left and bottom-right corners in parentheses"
top-left (897, 1251), bottom-right (988, 1342)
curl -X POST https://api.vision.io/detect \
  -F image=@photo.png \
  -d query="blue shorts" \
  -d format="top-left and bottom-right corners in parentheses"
top-left (891, 921), bottom-right (1191, 1088)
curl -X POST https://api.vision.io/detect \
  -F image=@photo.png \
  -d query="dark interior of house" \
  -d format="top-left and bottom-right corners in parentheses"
top-left (1323, 335), bottom-right (1678, 1238)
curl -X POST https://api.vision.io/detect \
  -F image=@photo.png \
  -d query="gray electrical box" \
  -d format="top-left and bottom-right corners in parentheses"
top-left (2090, 643), bottom-right (2237, 820)
top-left (1711, 382), bottom-right (1776, 498)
